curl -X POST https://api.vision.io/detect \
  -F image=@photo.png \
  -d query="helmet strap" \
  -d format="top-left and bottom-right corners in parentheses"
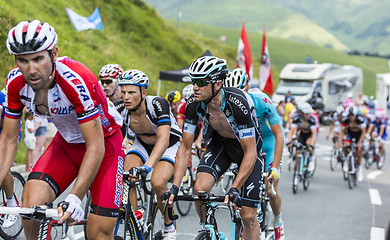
top-left (204, 82), bottom-right (222, 105)
top-left (129, 86), bottom-right (145, 112)
top-left (108, 81), bottom-right (118, 98)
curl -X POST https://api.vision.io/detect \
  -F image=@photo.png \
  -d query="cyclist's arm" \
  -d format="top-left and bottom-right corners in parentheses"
top-left (231, 136), bottom-right (257, 190)
top-left (338, 125), bottom-right (346, 146)
top-left (270, 123), bottom-right (284, 170)
top-left (327, 120), bottom-right (335, 139)
top-left (358, 125), bottom-right (366, 146)
top-left (70, 117), bottom-right (105, 200)
top-left (0, 117), bottom-right (21, 186)
top-left (367, 124), bottom-right (374, 136)
top-left (310, 127), bottom-right (317, 145)
top-left (144, 125), bottom-right (170, 169)
top-left (172, 131), bottom-right (194, 188)
top-left (177, 118), bottom-right (184, 129)
top-left (378, 125), bottom-right (385, 138)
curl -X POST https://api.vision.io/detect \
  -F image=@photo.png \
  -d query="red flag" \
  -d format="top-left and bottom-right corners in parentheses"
top-left (236, 22), bottom-right (253, 80)
top-left (259, 27), bottom-right (273, 95)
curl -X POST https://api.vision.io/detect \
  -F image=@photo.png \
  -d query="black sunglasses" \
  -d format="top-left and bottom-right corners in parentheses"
top-left (100, 79), bottom-right (114, 85)
top-left (191, 79), bottom-right (211, 87)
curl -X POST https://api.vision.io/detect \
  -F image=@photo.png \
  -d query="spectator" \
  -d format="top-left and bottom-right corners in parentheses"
top-left (285, 90), bottom-right (293, 103)
top-left (355, 92), bottom-right (365, 106)
top-left (276, 100), bottom-right (285, 118)
top-left (32, 116), bottom-right (47, 167)
top-left (24, 110), bottom-right (39, 172)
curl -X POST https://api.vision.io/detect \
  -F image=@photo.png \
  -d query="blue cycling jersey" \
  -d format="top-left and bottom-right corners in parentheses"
top-left (248, 92), bottom-right (283, 137)
top-left (371, 118), bottom-right (387, 138)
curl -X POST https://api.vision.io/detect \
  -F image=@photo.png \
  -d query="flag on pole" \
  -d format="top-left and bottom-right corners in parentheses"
top-left (236, 22), bottom-right (253, 80)
top-left (66, 8), bottom-right (104, 32)
top-left (259, 27), bottom-right (273, 95)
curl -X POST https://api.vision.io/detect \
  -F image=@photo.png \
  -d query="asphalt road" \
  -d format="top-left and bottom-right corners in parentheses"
top-left (10, 126), bottom-right (390, 240)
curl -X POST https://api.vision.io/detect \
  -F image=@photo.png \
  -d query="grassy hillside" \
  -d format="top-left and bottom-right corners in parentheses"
top-left (145, 0), bottom-right (349, 52)
top-left (181, 22), bottom-right (389, 95)
top-left (0, 0), bottom-right (235, 92)
top-left (0, 0), bottom-right (236, 165)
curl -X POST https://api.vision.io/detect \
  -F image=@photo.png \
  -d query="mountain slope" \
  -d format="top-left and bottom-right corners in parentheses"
top-left (145, 0), bottom-right (349, 51)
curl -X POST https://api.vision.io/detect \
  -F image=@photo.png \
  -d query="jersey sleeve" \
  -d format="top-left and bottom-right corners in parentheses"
top-left (176, 101), bottom-right (186, 121)
top-left (4, 69), bottom-right (25, 119)
top-left (260, 94), bottom-right (281, 126)
top-left (183, 96), bottom-right (200, 134)
top-left (152, 97), bottom-right (172, 127)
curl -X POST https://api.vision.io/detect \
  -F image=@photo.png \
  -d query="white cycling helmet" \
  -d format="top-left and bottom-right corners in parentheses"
top-left (189, 56), bottom-right (228, 81)
top-left (224, 68), bottom-right (248, 89)
top-left (99, 64), bottom-right (123, 79)
top-left (182, 84), bottom-right (194, 99)
top-left (118, 69), bottom-right (149, 89)
top-left (297, 102), bottom-right (313, 114)
top-left (6, 20), bottom-right (58, 55)
top-left (336, 105), bottom-right (344, 115)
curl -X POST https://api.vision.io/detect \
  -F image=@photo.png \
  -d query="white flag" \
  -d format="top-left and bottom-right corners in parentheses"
top-left (66, 8), bottom-right (104, 32)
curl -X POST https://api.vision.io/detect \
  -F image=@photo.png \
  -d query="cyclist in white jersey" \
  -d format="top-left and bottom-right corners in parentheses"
top-left (118, 69), bottom-right (182, 239)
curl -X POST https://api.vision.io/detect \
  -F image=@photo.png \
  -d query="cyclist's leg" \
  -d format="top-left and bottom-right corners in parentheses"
top-left (150, 161), bottom-right (174, 224)
top-left (263, 136), bottom-right (282, 222)
top-left (240, 156), bottom-right (262, 240)
top-left (195, 136), bottom-right (229, 222)
top-left (88, 131), bottom-right (124, 239)
top-left (2, 171), bottom-right (14, 200)
top-left (22, 134), bottom-right (79, 239)
top-left (150, 141), bottom-right (178, 224)
top-left (125, 137), bottom-right (149, 210)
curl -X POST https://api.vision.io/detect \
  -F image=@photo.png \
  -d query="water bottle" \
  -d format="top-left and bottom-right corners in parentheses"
top-left (134, 210), bottom-right (147, 233)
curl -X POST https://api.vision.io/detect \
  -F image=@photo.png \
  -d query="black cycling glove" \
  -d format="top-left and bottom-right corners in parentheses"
top-left (162, 185), bottom-right (179, 201)
top-left (226, 187), bottom-right (242, 208)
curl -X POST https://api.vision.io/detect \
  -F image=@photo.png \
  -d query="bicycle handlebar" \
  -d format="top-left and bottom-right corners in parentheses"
top-left (123, 171), bottom-right (153, 195)
top-left (0, 206), bottom-right (59, 218)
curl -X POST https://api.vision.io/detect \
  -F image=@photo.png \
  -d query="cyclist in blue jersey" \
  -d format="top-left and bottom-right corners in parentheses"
top-left (165, 56), bottom-right (263, 240)
top-left (224, 68), bottom-right (285, 240)
top-left (367, 111), bottom-right (387, 163)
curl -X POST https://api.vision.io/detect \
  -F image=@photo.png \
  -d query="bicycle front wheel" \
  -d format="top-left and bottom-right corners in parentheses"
top-left (0, 171), bottom-right (25, 240)
top-left (175, 167), bottom-right (194, 216)
top-left (303, 171), bottom-right (311, 190)
top-left (194, 230), bottom-right (212, 240)
top-left (234, 222), bottom-right (244, 240)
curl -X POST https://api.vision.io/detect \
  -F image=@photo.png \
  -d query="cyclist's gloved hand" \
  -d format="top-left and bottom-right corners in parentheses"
top-left (163, 185), bottom-right (179, 206)
top-left (130, 165), bottom-right (150, 179)
top-left (58, 194), bottom-right (84, 223)
top-left (269, 167), bottom-right (280, 181)
top-left (225, 187), bottom-right (242, 209)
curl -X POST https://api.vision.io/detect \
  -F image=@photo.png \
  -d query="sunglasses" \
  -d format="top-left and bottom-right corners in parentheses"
top-left (100, 79), bottom-right (114, 85)
top-left (191, 79), bottom-right (211, 87)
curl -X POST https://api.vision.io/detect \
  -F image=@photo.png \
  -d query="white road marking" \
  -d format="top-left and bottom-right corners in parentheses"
top-left (369, 188), bottom-right (382, 205)
top-left (367, 171), bottom-right (383, 180)
top-left (370, 227), bottom-right (385, 240)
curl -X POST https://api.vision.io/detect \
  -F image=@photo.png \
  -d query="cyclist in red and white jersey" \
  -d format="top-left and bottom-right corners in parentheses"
top-left (0, 20), bottom-right (124, 239)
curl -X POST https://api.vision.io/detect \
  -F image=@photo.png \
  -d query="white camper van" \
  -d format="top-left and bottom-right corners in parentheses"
top-left (376, 73), bottom-right (390, 117)
top-left (272, 63), bottom-right (363, 111)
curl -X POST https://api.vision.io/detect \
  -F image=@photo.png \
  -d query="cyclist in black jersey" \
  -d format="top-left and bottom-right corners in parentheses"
top-left (165, 56), bottom-right (263, 240)
top-left (118, 69), bottom-right (182, 239)
top-left (337, 106), bottom-right (366, 181)
top-left (287, 102), bottom-right (317, 171)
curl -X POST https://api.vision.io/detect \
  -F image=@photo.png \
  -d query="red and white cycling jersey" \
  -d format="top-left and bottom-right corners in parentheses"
top-left (4, 56), bottom-right (121, 143)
